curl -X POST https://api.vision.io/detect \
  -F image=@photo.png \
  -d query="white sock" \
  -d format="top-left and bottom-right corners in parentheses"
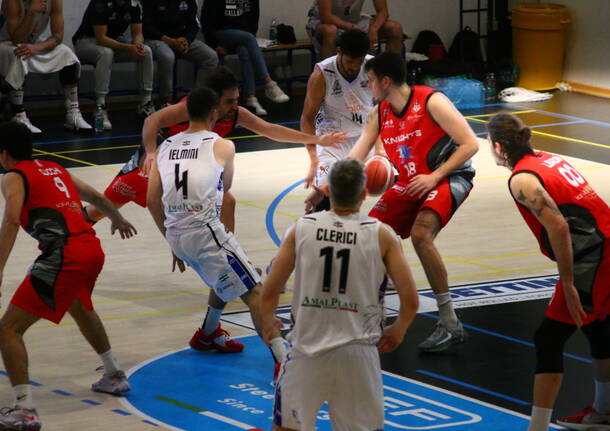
top-left (269, 337), bottom-right (286, 363)
top-left (9, 88), bottom-right (24, 107)
top-left (527, 406), bottom-right (553, 431)
top-left (64, 86), bottom-right (79, 110)
top-left (99, 349), bottom-right (121, 374)
top-left (594, 380), bottom-right (610, 414)
top-left (436, 292), bottom-right (459, 329)
top-left (13, 384), bottom-right (33, 410)
top-left (140, 92), bottom-right (152, 105)
top-left (202, 306), bottom-right (223, 336)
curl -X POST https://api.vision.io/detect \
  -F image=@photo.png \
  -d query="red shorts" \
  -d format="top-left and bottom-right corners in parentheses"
top-left (546, 244), bottom-right (610, 326)
top-left (104, 169), bottom-right (148, 208)
top-left (369, 175), bottom-right (472, 238)
top-left (11, 235), bottom-right (105, 324)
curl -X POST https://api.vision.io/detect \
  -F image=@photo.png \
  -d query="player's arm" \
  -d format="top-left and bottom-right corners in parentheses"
top-left (130, 23), bottom-right (144, 46)
top-left (71, 175), bottom-right (137, 239)
top-left (377, 223), bottom-right (419, 353)
top-left (509, 172), bottom-right (585, 325)
top-left (348, 105), bottom-right (380, 161)
top-left (146, 159), bottom-right (165, 235)
top-left (301, 67), bottom-right (326, 188)
top-left (33, 0), bottom-right (64, 53)
top-left (141, 103), bottom-right (189, 174)
top-left (3, 0), bottom-right (37, 44)
top-left (260, 225), bottom-right (296, 344)
top-left (318, 0), bottom-right (359, 30)
top-left (0, 173), bottom-right (25, 290)
top-left (237, 106), bottom-right (346, 148)
top-left (369, 0), bottom-right (389, 50)
top-left (214, 138), bottom-right (235, 192)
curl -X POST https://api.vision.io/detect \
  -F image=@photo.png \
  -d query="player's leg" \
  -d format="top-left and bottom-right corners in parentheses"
top-left (0, 304), bottom-right (42, 430)
top-left (378, 20), bottom-right (404, 54)
top-left (68, 300), bottom-right (130, 395)
top-left (526, 317), bottom-right (576, 431)
top-left (314, 23), bottom-right (339, 60)
top-left (220, 191), bottom-right (236, 233)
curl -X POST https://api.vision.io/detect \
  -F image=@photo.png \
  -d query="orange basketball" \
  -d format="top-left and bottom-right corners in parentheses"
top-left (365, 156), bottom-right (394, 196)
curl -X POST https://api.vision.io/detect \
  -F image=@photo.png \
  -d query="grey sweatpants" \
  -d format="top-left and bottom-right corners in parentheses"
top-left (74, 37), bottom-right (153, 104)
top-left (145, 39), bottom-right (218, 100)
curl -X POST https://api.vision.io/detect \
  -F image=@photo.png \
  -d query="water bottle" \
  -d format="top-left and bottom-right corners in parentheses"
top-left (484, 72), bottom-right (496, 103)
top-left (269, 18), bottom-right (278, 43)
top-left (94, 104), bottom-right (104, 134)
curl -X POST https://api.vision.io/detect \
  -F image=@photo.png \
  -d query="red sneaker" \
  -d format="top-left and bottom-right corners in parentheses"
top-left (557, 406), bottom-right (610, 430)
top-left (189, 326), bottom-right (244, 353)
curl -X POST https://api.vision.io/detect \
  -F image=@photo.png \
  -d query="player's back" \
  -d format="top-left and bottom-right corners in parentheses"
top-left (9, 159), bottom-right (95, 250)
top-left (157, 129), bottom-right (224, 230)
top-left (288, 211), bottom-right (387, 357)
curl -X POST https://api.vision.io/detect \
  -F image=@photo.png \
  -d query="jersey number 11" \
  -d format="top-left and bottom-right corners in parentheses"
top-left (320, 246), bottom-right (351, 293)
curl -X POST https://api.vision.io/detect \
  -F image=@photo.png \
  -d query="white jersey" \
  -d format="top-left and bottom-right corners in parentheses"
top-left (314, 55), bottom-right (374, 159)
top-left (0, 0), bottom-right (51, 42)
top-left (157, 130), bottom-right (224, 230)
top-left (287, 211), bottom-right (387, 357)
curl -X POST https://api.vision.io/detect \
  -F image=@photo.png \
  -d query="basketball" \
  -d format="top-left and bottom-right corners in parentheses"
top-left (365, 156), bottom-right (394, 196)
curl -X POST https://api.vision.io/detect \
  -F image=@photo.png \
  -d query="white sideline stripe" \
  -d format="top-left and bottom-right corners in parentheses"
top-left (200, 410), bottom-right (255, 429)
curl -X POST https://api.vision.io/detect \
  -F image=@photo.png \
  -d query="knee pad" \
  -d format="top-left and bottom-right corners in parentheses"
top-left (583, 318), bottom-right (610, 360)
top-left (534, 318), bottom-right (576, 374)
top-left (59, 63), bottom-right (80, 86)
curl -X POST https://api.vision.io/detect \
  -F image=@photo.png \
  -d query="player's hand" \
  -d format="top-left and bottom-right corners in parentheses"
top-left (368, 29), bottom-right (379, 54)
top-left (176, 37), bottom-right (189, 54)
top-left (110, 216), bottom-right (138, 239)
top-left (377, 322), bottom-right (406, 353)
top-left (563, 283), bottom-right (587, 327)
top-left (262, 317), bottom-right (283, 345)
top-left (406, 173), bottom-right (441, 199)
top-left (172, 253), bottom-right (186, 273)
top-left (316, 132), bottom-right (348, 148)
top-left (304, 186), bottom-right (324, 214)
top-left (142, 153), bottom-right (156, 176)
top-left (216, 46), bottom-right (230, 56)
top-left (127, 44), bottom-right (145, 60)
top-left (28, 0), bottom-right (47, 14)
top-left (14, 44), bottom-right (42, 59)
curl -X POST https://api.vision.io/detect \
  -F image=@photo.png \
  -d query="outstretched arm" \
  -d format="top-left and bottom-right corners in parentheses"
top-left (301, 67), bottom-right (326, 188)
top-left (141, 103), bottom-right (189, 174)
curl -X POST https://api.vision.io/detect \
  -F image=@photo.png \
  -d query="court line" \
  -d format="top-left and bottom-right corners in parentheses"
top-left (265, 179), bottom-right (305, 246)
top-left (415, 369), bottom-right (530, 406)
top-left (421, 312), bottom-right (591, 364)
top-left (507, 103), bottom-right (610, 129)
top-left (33, 147), bottom-right (119, 172)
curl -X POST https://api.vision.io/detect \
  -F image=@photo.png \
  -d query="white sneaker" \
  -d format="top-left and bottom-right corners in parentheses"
top-left (137, 101), bottom-right (156, 118)
top-left (12, 112), bottom-right (41, 134)
top-left (245, 97), bottom-right (267, 116)
top-left (64, 107), bottom-right (93, 131)
top-left (265, 82), bottom-right (289, 103)
top-left (101, 108), bottom-right (112, 131)
top-left (92, 370), bottom-right (131, 396)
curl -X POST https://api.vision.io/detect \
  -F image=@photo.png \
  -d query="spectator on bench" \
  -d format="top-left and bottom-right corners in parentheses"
top-left (73, 0), bottom-right (155, 130)
top-left (201, 0), bottom-right (289, 116)
top-left (0, 0), bottom-right (92, 133)
top-left (143, 0), bottom-right (218, 109)
top-left (307, 0), bottom-right (403, 60)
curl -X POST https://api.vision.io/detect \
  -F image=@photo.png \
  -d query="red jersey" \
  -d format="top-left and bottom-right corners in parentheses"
top-left (511, 152), bottom-right (610, 309)
top-left (378, 86), bottom-right (473, 183)
top-left (8, 159), bottom-right (95, 251)
top-left (166, 97), bottom-right (238, 138)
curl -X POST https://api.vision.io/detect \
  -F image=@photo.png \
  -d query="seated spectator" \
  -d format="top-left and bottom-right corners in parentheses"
top-left (143, 0), bottom-right (218, 109)
top-left (0, 0), bottom-right (91, 133)
top-left (201, 0), bottom-right (289, 116)
top-left (73, 0), bottom-right (155, 130)
top-left (307, 0), bottom-right (404, 60)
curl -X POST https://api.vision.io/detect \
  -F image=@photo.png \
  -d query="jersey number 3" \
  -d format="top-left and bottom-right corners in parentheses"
top-left (320, 246), bottom-right (351, 293)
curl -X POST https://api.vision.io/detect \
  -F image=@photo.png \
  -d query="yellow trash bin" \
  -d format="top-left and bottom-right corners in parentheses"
top-left (512, 3), bottom-right (571, 91)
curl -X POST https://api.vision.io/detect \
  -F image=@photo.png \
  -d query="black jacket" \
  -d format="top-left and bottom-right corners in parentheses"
top-left (201, 0), bottom-right (259, 48)
top-left (143, 0), bottom-right (200, 43)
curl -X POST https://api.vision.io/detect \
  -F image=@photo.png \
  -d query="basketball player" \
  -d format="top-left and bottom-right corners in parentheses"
top-left (487, 113), bottom-right (610, 431)
top-left (301, 29), bottom-right (375, 214)
top-left (146, 87), bottom-right (286, 378)
top-left (0, 122), bottom-right (137, 431)
top-left (348, 52), bottom-right (479, 352)
top-left (84, 67), bottom-right (345, 234)
top-left (260, 158), bottom-right (419, 430)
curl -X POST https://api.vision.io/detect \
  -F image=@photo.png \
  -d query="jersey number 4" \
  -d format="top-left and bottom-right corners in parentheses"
top-left (174, 164), bottom-right (188, 199)
top-left (320, 246), bottom-right (351, 293)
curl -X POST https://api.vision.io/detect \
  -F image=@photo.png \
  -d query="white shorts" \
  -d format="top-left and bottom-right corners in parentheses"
top-left (166, 221), bottom-right (261, 303)
top-left (273, 343), bottom-right (384, 431)
top-left (315, 145), bottom-right (376, 187)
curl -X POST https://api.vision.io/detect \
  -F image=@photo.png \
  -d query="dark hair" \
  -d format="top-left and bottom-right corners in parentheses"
top-left (329, 158), bottom-right (366, 208)
top-left (364, 51), bottom-right (406, 85)
top-left (336, 29), bottom-right (370, 58)
top-left (200, 66), bottom-right (238, 97)
top-left (187, 87), bottom-right (220, 122)
top-left (487, 112), bottom-right (534, 168)
top-left (0, 122), bottom-right (33, 160)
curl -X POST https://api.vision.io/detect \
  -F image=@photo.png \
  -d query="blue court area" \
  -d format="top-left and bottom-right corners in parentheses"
top-left (124, 336), bottom-right (561, 430)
